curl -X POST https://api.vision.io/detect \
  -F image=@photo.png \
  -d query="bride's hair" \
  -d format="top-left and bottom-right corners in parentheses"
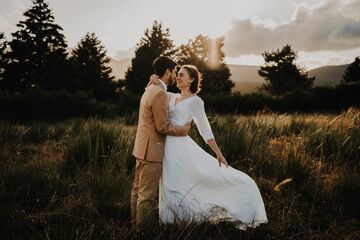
top-left (181, 65), bottom-right (202, 94)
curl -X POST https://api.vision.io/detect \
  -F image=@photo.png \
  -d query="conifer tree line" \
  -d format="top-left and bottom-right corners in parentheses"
top-left (0, 0), bottom-right (359, 118)
top-left (0, 0), bottom-right (236, 99)
top-left (0, 0), bottom-right (117, 101)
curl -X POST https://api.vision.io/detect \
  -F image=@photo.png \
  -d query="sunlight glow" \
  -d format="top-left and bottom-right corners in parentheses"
top-left (208, 38), bottom-right (220, 69)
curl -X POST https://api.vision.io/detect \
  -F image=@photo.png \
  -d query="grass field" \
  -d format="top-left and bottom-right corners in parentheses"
top-left (1, 108), bottom-right (359, 239)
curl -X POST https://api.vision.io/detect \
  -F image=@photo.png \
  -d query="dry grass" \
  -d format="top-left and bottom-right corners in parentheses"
top-left (1, 109), bottom-right (359, 239)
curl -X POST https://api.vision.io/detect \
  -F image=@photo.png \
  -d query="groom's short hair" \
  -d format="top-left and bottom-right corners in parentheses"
top-left (153, 56), bottom-right (177, 77)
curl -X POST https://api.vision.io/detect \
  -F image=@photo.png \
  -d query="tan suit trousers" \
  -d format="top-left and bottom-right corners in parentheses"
top-left (130, 159), bottom-right (162, 234)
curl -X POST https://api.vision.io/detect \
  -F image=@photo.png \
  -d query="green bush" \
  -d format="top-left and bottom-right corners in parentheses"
top-left (0, 89), bottom-right (121, 120)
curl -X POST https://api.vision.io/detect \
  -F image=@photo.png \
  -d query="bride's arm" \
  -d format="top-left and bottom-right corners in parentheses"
top-left (207, 139), bottom-right (228, 167)
top-left (146, 74), bottom-right (160, 87)
top-left (190, 98), bottom-right (228, 167)
top-left (147, 74), bottom-right (174, 98)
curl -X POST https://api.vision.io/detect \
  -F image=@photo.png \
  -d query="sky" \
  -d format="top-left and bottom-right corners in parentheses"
top-left (1, 0), bottom-right (360, 69)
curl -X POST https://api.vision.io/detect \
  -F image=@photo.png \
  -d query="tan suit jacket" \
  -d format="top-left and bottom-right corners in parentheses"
top-left (132, 84), bottom-right (187, 162)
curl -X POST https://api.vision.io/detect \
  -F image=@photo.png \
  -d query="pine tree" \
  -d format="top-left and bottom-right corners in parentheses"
top-left (0, 32), bottom-right (8, 88)
top-left (124, 21), bottom-right (175, 95)
top-left (70, 32), bottom-right (116, 101)
top-left (175, 35), bottom-right (234, 96)
top-left (3, 0), bottom-right (67, 91)
top-left (258, 44), bottom-right (314, 95)
top-left (342, 57), bottom-right (360, 84)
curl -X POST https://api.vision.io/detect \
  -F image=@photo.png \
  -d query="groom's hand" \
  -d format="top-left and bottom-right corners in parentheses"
top-left (183, 122), bottom-right (191, 135)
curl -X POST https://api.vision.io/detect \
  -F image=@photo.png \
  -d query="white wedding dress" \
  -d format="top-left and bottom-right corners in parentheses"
top-left (159, 93), bottom-right (268, 229)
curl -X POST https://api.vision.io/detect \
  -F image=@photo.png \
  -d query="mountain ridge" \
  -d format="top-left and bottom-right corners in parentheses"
top-left (108, 58), bottom-right (348, 93)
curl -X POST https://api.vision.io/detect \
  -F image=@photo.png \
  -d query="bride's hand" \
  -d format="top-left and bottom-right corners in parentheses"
top-left (217, 155), bottom-right (229, 167)
top-left (146, 74), bottom-right (160, 87)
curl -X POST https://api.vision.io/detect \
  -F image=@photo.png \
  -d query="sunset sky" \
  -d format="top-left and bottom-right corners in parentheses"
top-left (1, 0), bottom-right (359, 69)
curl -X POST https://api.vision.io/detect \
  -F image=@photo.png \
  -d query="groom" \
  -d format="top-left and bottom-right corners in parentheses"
top-left (130, 56), bottom-right (190, 236)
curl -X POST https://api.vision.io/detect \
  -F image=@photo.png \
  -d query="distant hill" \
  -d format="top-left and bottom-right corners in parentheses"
top-left (108, 58), bottom-right (349, 92)
top-left (228, 64), bottom-right (350, 93)
top-left (228, 65), bottom-right (264, 93)
top-left (228, 65), bottom-right (263, 83)
top-left (108, 58), bottom-right (132, 80)
top-left (308, 64), bottom-right (348, 86)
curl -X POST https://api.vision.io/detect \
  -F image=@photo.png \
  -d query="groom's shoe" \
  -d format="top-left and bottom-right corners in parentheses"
top-left (134, 227), bottom-right (159, 240)
top-left (133, 229), bottom-right (144, 240)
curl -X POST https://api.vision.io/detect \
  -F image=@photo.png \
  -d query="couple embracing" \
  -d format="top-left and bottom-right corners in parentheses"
top-left (130, 56), bottom-right (267, 236)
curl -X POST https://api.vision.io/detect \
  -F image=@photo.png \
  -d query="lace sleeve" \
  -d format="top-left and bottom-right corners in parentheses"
top-left (189, 97), bottom-right (215, 143)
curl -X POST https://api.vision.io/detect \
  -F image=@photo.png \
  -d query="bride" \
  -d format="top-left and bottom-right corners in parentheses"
top-left (149, 64), bottom-right (268, 230)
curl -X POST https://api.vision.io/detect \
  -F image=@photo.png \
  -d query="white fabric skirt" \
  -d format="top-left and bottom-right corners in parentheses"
top-left (159, 135), bottom-right (268, 230)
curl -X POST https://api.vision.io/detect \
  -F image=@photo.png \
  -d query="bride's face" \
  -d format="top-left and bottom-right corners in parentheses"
top-left (176, 68), bottom-right (193, 90)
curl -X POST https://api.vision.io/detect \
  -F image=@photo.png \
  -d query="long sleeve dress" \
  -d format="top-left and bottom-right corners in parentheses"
top-left (159, 93), bottom-right (268, 230)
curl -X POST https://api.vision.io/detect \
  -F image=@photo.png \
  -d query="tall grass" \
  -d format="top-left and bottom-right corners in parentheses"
top-left (1, 109), bottom-right (359, 239)
top-left (0, 118), bottom-right (136, 239)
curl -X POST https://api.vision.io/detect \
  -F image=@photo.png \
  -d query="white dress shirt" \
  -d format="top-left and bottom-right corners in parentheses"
top-left (159, 79), bottom-right (167, 91)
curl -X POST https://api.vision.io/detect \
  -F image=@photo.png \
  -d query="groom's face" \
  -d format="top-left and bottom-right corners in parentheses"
top-left (169, 68), bottom-right (177, 85)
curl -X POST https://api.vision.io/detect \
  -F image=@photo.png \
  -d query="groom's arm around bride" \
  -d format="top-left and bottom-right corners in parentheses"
top-left (132, 75), bottom-right (190, 163)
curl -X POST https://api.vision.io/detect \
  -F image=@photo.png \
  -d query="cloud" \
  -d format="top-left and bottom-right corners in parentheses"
top-left (0, 14), bottom-right (16, 37)
top-left (224, 0), bottom-right (360, 56)
top-left (1, 0), bottom-right (25, 17)
top-left (115, 48), bottom-right (134, 60)
top-left (0, 0), bottom-right (27, 38)
top-left (296, 47), bottom-right (360, 69)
